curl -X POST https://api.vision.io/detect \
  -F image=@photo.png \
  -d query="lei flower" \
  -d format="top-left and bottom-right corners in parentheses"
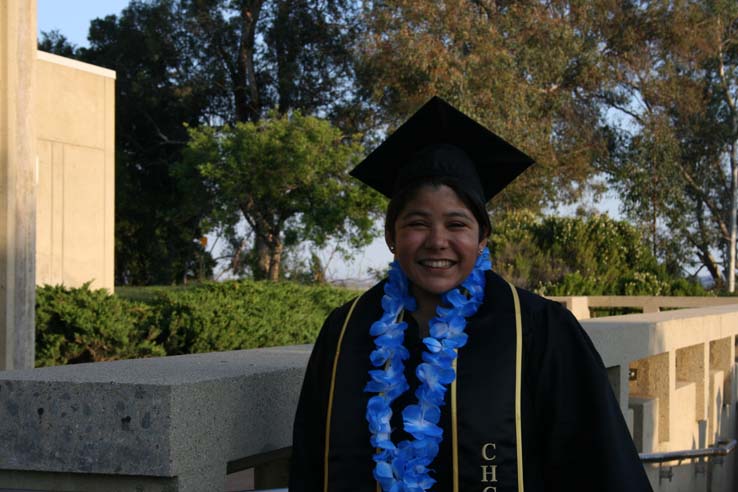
top-left (365, 248), bottom-right (492, 492)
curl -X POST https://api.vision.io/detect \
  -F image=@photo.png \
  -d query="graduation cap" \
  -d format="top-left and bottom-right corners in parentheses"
top-left (350, 96), bottom-right (535, 204)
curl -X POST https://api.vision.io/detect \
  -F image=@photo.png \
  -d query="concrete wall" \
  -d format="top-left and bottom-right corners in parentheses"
top-left (1, 305), bottom-right (737, 491)
top-left (583, 306), bottom-right (738, 491)
top-left (0, 346), bottom-right (307, 492)
top-left (35, 51), bottom-right (115, 292)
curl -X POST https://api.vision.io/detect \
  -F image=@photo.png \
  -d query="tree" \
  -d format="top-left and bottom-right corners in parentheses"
top-left (489, 211), bottom-right (707, 296)
top-left (357, 0), bottom-right (612, 212)
top-left (181, 0), bottom-right (362, 124)
top-left (38, 30), bottom-right (77, 57)
top-left (596, 0), bottom-right (738, 289)
top-left (42, 0), bottom-right (368, 284)
top-left (184, 111), bottom-right (383, 280)
top-left (180, 0), bottom-right (378, 278)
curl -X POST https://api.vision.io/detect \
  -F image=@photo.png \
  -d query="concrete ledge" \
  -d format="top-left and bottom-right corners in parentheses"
top-left (0, 346), bottom-right (311, 491)
top-left (582, 305), bottom-right (738, 368)
top-left (548, 295), bottom-right (738, 315)
top-left (0, 469), bottom-right (177, 492)
top-left (37, 50), bottom-right (116, 79)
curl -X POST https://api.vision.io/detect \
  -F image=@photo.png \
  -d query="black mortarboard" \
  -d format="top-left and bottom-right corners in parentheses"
top-left (350, 96), bottom-right (535, 204)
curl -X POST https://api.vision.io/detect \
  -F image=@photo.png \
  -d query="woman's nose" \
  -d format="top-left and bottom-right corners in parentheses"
top-left (424, 226), bottom-right (449, 249)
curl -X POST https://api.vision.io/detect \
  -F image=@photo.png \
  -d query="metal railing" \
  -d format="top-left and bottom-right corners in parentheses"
top-left (639, 440), bottom-right (737, 485)
top-left (639, 439), bottom-right (737, 463)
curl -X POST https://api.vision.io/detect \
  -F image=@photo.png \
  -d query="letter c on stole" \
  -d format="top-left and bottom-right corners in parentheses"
top-left (482, 442), bottom-right (496, 461)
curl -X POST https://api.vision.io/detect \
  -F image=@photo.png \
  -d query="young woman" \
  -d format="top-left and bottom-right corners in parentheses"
top-left (289, 97), bottom-right (652, 492)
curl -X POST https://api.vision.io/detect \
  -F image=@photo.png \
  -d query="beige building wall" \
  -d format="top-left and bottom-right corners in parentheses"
top-left (35, 51), bottom-right (115, 291)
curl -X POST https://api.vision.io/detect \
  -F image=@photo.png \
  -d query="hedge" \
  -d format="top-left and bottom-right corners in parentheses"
top-left (149, 280), bottom-right (358, 355)
top-left (35, 283), bottom-right (164, 367)
top-left (36, 280), bottom-right (358, 366)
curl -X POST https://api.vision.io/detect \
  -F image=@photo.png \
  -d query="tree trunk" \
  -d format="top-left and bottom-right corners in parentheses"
top-left (234, 0), bottom-right (264, 123)
top-left (717, 20), bottom-right (738, 292)
top-left (268, 241), bottom-right (283, 281)
top-left (694, 206), bottom-right (723, 288)
top-left (650, 161), bottom-right (658, 258)
top-left (274, 0), bottom-right (293, 114)
top-left (698, 246), bottom-right (723, 289)
top-left (252, 233), bottom-right (271, 280)
top-left (651, 191), bottom-right (657, 258)
top-left (729, 141), bottom-right (738, 292)
top-left (250, 225), bottom-right (283, 281)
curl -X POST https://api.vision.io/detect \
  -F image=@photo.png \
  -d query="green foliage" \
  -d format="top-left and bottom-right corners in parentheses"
top-left (184, 111), bottom-right (383, 280)
top-left (115, 285), bottom-right (193, 304)
top-left (36, 281), bottom-right (358, 365)
top-left (358, 0), bottom-right (610, 212)
top-left (35, 283), bottom-right (164, 367)
top-left (150, 280), bottom-right (358, 355)
top-left (183, 0), bottom-right (361, 123)
top-left (489, 212), bottom-right (708, 296)
top-left (38, 30), bottom-right (77, 57)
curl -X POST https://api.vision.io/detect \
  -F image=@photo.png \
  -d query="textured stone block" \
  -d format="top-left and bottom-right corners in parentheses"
top-left (0, 346), bottom-right (311, 491)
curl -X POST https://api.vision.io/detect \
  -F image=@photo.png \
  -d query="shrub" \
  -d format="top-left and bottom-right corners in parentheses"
top-left (35, 283), bottom-right (164, 367)
top-left (148, 280), bottom-right (358, 354)
top-left (37, 280), bottom-right (359, 364)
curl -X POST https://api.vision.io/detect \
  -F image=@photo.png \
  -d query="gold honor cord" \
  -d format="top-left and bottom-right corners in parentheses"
top-left (451, 354), bottom-right (460, 492)
top-left (508, 281), bottom-right (525, 492)
top-left (323, 295), bottom-right (361, 492)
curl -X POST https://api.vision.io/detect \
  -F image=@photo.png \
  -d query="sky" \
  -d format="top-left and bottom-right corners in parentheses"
top-left (37, 0), bottom-right (131, 47)
top-left (36, 0), bottom-right (623, 283)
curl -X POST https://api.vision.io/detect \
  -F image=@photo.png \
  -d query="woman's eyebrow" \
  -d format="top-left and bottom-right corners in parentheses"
top-left (399, 209), bottom-right (431, 218)
top-left (400, 209), bottom-right (473, 220)
top-left (445, 210), bottom-right (473, 219)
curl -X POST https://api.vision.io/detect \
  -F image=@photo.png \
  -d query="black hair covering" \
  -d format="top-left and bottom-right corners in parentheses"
top-left (350, 96), bottom-right (535, 204)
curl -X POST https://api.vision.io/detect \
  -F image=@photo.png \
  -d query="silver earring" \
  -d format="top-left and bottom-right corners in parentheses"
top-left (389, 244), bottom-right (396, 253)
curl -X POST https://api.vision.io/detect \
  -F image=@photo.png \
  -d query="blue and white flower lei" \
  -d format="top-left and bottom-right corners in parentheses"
top-left (365, 247), bottom-right (492, 492)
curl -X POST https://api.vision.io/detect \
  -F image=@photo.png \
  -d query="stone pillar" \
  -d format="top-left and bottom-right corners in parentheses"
top-left (567, 296), bottom-right (591, 320)
top-left (0, 0), bottom-right (36, 370)
top-left (642, 299), bottom-right (661, 313)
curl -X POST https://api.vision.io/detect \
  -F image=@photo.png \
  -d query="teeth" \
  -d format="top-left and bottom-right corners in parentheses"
top-left (421, 260), bottom-right (453, 268)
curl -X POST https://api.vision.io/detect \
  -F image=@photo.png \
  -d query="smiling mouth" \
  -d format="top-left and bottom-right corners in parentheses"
top-left (419, 259), bottom-right (456, 268)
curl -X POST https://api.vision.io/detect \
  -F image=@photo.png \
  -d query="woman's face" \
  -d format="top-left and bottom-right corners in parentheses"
top-left (388, 184), bottom-right (487, 304)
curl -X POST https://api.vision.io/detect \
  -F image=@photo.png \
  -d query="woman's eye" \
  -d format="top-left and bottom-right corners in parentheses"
top-left (448, 222), bottom-right (468, 229)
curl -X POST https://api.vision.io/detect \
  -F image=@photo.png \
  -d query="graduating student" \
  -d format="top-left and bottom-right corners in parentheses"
top-left (289, 97), bottom-right (652, 492)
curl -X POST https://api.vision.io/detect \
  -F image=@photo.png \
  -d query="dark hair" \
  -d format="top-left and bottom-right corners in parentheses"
top-left (385, 176), bottom-right (491, 243)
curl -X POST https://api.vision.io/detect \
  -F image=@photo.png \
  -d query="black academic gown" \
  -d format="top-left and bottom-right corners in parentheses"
top-left (289, 271), bottom-right (652, 492)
